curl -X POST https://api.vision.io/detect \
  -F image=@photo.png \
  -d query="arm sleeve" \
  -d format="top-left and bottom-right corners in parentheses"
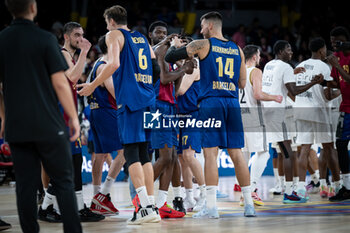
top-left (45, 35), bottom-right (69, 75)
top-left (164, 46), bottom-right (189, 64)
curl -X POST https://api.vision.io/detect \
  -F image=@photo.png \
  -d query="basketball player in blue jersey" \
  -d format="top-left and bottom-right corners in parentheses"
top-left (148, 21), bottom-right (195, 218)
top-left (165, 11), bottom-right (256, 217)
top-left (77, 5), bottom-right (161, 224)
top-left (39, 22), bottom-right (104, 222)
top-left (87, 35), bottom-right (126, 215)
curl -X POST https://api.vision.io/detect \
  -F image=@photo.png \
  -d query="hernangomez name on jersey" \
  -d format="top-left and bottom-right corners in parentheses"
top-left (294, 58), bottom-right (333, 123)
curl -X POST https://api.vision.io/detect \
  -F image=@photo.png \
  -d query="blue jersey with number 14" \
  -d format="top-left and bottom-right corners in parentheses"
top-left (198, 38), bottom-right (241, 101)
top-left (112, 29), bottom-right (155, 111)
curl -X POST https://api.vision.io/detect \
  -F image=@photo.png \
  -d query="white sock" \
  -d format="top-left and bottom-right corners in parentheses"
top-left (206, 186), bottom-right (217, 209)
top-left (343, 173), bottom-right (350, 190)
top-left (285, 182), bottom-right (293, 195)
top-left (42, 192), bottom-right (55, 210)
top-left (293, 177), bottom-right (299, 186)
top-left (53, 197), bottom-right (60, 214)
top-left (297, 181), bottom-right (305, 191)
top-left (193, 183), bottom-right (200, 198)
top-left (136, 186), bottom-right (151, 208)
top-left (279, 176), bottom-right (285, 187)
top-left (186, 189), bottom-right (194, 201)
top-left (156, 190), bottom-right (168, 208)
top-left (334, 180), bottom-right (342, 192)
top-left (273, 168), bottom-right (280, 184)
top-left (93, 185), bottom-right (101, 195)
top-left (101, 176), bottom-right (114, 195)
top-left (241, 186), bottom-right (254, 206)
top-left (44, 188), bottom-right (48, 193)
top-left (250, 151), bottom-right (269, 191)
top-left (173, 186), bottom-right (181, 198)
top-left (148, 195), bottom-right (155, 205)
top-left (199, 185), bottom-right (206, 198)
top-left (76, 190), bottom-right (84, 211)
top-left (320, 179), bottom-right (327, 187)
top-left (311, 170), bottom-right (320, 184)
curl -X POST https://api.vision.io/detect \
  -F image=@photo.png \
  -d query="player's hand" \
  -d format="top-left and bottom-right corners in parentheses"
top-left (69, 117), bottom-right (80, 142)
top-left (170, 36), bottom-right (186, 48)
top-left (326, 54), bottom-right (340, 67)
top-left (294, 67), bottom-right (306, 74)
top-left (183, 59), bottom-right (196, 74)
top-left (79, 38), bottom-right (92, 53)
top-left (311, 74), bottom-right (324, 84)
top-left (76, 82), bottom-right (96, 96)
top-left (274, 95), bottom-right (283, 103)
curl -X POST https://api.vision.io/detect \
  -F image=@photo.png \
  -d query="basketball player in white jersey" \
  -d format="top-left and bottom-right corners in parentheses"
top-left (294, 37), bottom-right (341, 200)
top-left (239, 45), bottom-right (282, 206)
top-left (262, 40), bottom-right (323, 203)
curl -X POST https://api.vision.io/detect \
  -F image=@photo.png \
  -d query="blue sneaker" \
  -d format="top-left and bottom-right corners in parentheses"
top-left (244, 204), bottom-right (256, 217)
top-left (216, 190), bottom-right (228, 198)
top-left (283, 192), bottom-right (307, 204)
top-left (193, 205), bottom-right (219, 219)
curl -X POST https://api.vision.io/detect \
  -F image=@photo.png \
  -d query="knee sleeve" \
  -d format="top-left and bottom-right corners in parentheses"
top-left (139, 142), bottom-right (151, 165)
top-left (124, 143), bottom-right (140, 167)
top-left (72, 153), bottom-right (83, 191)
top-left (336, 139), bottom-right (350, 174)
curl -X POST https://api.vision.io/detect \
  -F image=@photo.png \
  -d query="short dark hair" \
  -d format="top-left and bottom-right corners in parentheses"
top-left (63, 22), bottom-right (82, 35)
top-left (200, 11), bottom-right (222, 22)
top-left (243, 45), bottom-right (260, 61)
top-left (148, 21), bottom-right (168, 33)
top-left (273, 40), bottom-right (289, 55)
top-left (330, 26), bottom-right (350, 40)
top-left (5, 0), bottom-right (35, 17)
top-left (308, 37), bottom-right (326, 52)
top-left (98, 35), bottom-right (107, 54)
top-left (103, 5), bottom-right (127, 25)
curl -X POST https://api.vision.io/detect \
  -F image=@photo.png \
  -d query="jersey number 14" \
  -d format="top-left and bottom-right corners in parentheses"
top-left (216, 57), bottom-right (234, 79)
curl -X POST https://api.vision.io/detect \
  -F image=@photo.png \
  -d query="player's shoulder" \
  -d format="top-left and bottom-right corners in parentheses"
top-left (106, 29), bottom-right (124, 38)
top-left (251, 67), bottom-right (262, 75)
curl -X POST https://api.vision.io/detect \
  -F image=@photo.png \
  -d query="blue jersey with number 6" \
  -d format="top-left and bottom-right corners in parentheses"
top-left (112, 29), bottom-right (155, 111)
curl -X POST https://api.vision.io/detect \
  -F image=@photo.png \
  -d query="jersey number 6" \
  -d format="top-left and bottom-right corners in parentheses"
top-left (138, 48), bottom-right (148, 70)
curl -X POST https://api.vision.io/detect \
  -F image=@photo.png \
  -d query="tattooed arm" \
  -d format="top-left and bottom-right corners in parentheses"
top-left (165, 38), bottom-right (210, 63)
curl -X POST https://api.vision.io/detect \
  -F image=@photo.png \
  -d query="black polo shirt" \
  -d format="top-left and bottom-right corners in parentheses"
top-left (0, 18), bottom-right (69, 142)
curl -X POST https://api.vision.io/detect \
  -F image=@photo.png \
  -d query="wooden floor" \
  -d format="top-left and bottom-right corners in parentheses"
top-left (1, 176), bottom-right (350, 233)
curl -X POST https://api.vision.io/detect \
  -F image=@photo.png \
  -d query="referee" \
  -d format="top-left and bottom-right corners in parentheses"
top-left (0, 0), bottom-right (82, 232)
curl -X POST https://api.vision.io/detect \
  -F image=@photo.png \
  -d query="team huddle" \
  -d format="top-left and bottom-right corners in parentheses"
top-left (37, 5), bottom-right (350, 225)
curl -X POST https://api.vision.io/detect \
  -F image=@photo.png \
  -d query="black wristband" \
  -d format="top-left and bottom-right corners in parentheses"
top-left (165, 46), bottom-right (189, 64)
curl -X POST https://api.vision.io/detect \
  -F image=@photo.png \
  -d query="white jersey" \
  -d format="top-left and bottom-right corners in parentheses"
top-left (262, 59), bottom-right (295, 122)
top-left (294, 59), bottom-right (333, 123)
top-left (239, 66), bottom-right (264, 128)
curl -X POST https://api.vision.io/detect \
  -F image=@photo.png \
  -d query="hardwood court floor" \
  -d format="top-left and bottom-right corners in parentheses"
top-left (1, 177), bottom-right (350, 233)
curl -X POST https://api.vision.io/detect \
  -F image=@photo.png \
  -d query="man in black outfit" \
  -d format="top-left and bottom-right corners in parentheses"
top-left (0, 0), bottom-right (82, 232)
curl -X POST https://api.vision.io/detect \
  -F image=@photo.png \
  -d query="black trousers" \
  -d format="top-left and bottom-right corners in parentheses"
top-left (9, 137), bottom-right (82, 233)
